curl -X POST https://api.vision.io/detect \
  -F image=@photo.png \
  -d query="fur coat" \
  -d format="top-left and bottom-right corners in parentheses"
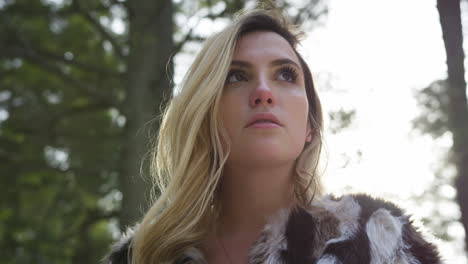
top-left (105, 194), bottom-right (443, 264)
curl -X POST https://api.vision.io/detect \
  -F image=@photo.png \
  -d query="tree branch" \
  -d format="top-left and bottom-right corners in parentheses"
top-left (173, 28), bottom-right (195, 54)
top-left (47, 103), bottom-right (116, 142)
top-left (33, 47), bottom-right (123, 78)
top-left (73, 0), bottom-right (126, 60)
top-left (0, 68), bottom-right (16, 79)
top-left (59, 208), bottom-right (120, 241)
top-left (2, 46), bottom-right (118, 107)
top-left (172, 10), bottom-right (212, 54)
top-left (293, 1), bottom-right (328, 25)
top-left (107, 0), bottom-right (128, 10)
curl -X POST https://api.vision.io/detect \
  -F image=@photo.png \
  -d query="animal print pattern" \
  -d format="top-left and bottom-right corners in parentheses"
top-left (104, 194), bottom-right (443, 264)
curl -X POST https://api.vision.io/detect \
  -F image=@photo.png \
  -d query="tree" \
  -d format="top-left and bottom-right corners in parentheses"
top-left (0, 0), bottom-right (328, 262)
top-left (437, 0), bottom-right (468, 254)
top-left (119, 0), bottom-right (174, 229)
top-left (414, 0), bottom-right (468, 255)
top-left (1, 1), bottom-right (125, 263)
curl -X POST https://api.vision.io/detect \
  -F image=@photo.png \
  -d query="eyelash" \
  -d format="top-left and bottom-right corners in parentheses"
top-left (225, 70), bottom-right (248, 84)
top-left (225, 66), bottom-right (299, 84)
top-left (277, 66), bottom-right (298, 83)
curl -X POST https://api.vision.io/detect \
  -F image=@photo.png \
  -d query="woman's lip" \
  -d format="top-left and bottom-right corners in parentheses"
top-left (246, 112), bottom-right (282, 127)
top-left (248, 122), bottom-right (281, 128)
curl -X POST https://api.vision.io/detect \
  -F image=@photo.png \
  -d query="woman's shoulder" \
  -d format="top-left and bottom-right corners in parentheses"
top-left (313, 193), bottom-right (444, 263)
top-left (104, 193), bottom-right (444, 264)
top-left (251, 193), bottom-right (444, 263)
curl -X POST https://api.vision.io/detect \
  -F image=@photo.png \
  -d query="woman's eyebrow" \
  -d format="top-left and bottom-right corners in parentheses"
top-left (230, 58), bottom-right (300, 69)
top-left (230, 60), bottom-right (251, 68)
top-left (270, 58), bottom-right (300, 68)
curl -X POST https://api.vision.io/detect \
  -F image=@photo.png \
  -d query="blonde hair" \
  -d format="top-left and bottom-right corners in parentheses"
top-left (131, 9), bottom-right (323, 263)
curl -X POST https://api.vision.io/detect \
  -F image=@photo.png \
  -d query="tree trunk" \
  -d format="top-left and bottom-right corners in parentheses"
top-left (437, 0), bottom-right (468, 253)
top-left (119, 0), bottom-right (174, 229)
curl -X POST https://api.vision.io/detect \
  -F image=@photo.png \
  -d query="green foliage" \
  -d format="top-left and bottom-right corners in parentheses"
top-left (0, 0), bottom-right (123, 263)
top-left (0, 0), bottom-right (329, 263)
top-left (328, 108), bottom-right (356, 134)
top-left (412, 80), bottom-right (451, 138)
top-left (412, 80), bottom-right (462, 244)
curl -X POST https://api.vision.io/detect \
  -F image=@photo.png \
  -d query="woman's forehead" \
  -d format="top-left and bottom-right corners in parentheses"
top-left (233, 31), bottom-right (300, 64)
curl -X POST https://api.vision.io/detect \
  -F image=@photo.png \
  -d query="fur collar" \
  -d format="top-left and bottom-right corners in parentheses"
top-left (105, 194), bottom-right (443, 264)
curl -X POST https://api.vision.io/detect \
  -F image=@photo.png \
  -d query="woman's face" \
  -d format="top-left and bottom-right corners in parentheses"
top-left (220, 31), bottom-right (311, 169)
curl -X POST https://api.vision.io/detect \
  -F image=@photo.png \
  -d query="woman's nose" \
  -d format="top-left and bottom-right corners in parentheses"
top-left (249, 80), bottom-right (275, 107)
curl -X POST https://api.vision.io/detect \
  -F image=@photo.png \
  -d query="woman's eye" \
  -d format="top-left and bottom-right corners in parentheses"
top-left (277, 67), bottom-right (298, 83)
top-left (226, 71), bottom-right (247, 84)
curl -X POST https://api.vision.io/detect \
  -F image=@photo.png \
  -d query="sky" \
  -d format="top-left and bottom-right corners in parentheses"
top-left (30, 0), bottom-right (466, 260)
top-left (306, 0), bottom-right (446, 202)
top-left (301, 0), bottom-right (466, 262)
top-left (171, 0), bottom-right (467, 261)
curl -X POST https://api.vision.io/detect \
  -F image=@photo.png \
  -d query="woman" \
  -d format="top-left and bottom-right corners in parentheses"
top-left (106, 9), bottom-right (443, 264)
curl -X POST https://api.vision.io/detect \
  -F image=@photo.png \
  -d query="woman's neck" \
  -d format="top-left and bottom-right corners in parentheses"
top-left (218, 163), bottom-right (296, 237)
top-left (202, 164), bottom-right (296, 264)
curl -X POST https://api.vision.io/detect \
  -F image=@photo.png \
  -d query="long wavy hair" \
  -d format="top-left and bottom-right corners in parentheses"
top-left (131, 8), bottom-right (324, 264)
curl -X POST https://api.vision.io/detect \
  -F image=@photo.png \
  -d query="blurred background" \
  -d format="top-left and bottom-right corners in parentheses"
top-left (1, 0), bottom-right (467, 263)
